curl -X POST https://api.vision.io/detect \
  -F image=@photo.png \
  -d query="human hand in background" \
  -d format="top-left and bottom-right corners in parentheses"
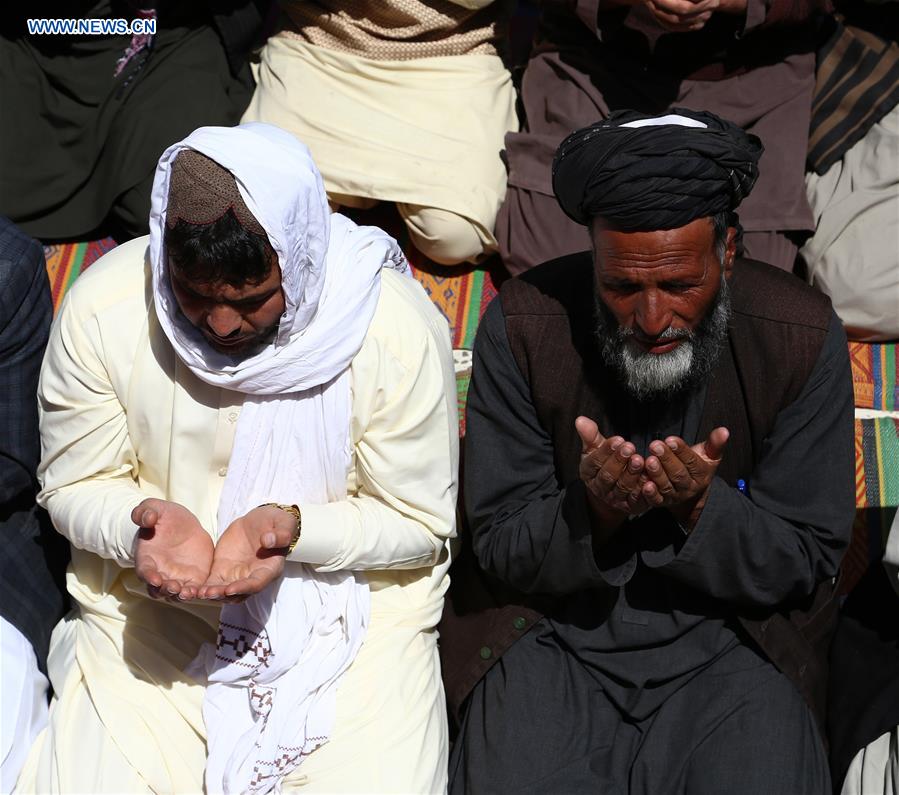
top-left (132, 499), bottom-right (214, 601)
top-left (643, 0), bottom-right (746, 32)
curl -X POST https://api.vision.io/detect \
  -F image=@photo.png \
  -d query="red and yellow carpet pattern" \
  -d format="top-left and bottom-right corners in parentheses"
top-left (43, 238), bottom-right (118, 311)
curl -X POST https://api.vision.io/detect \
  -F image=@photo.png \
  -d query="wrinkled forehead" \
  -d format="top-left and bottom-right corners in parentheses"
top-left (590, 217), bottom-right (717, 279)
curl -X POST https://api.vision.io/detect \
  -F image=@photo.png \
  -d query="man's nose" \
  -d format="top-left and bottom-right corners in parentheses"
top-left (205, 305), bottom-right (241, 338)
top-left (635, 290), bottom-right (672, 338)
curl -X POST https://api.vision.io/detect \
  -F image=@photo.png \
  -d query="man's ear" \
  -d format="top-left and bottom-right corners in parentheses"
top-left (723, 226), bottom-right (737, 277)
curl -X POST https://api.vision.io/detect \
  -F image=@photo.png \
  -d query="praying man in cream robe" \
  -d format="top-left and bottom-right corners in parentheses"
top-left (16, 123), bottom-right (459, 794)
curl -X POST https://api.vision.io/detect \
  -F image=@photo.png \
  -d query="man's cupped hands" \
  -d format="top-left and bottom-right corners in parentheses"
top-left (575, 416), bottom-right (729, 532)
top-left (131, 501), bottom-right (299, 603)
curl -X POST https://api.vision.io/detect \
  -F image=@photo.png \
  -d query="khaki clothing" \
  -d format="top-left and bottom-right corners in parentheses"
top-left (801, 103), bottom-right (899, 341)
top-left (282, 0), bottom-right (501, 59)
top-left (17, 237), bottom-right (459, 793)
top-left (242, 1), bottom-right (517, 264)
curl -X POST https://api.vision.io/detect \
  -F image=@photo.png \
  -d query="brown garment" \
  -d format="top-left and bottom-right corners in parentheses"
top-left (166, 150), bottom-right (265, 234)
top-left (808, 19), bottom-right (899, 175)
top-left (439, 255), bottom-right (841, 735)
top-left (496, 0), bottom-right (828, 275)
top-left (280, 0), bottom-right (502, 60)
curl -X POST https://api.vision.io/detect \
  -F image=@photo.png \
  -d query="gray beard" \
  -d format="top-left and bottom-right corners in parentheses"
top-left (593, 276), bottom-right (732, 401)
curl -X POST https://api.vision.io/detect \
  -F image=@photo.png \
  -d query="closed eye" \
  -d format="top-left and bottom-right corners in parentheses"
top-left (659, 282), bottom-right (698, 293)
top-left (601, 281), bottom-right (641, 295)
top-left (230, 294), bottom-right (273, 309)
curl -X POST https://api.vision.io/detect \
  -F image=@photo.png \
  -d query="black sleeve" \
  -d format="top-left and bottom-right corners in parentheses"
top-left (464, 298), bottom-right (632, 595)
top-left (645, 311), bottom-right (856, 607)
top-left (0, 224), bottom-right (52, 505)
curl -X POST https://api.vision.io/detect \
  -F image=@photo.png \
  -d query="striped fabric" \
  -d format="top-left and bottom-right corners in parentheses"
top-left (856, 417), bottom-right (899, 511)
top-left (808, 22), bottom-right (899, 175)
top-left (414, 266), bottom-right (497, 435)
top-left (841, 417), bottom-right (899, 593)
top-left (43, 238), bottom-right (117, 312)
top-left (413, 267), bottom-right (496, 352)
top-left (849, 341), bottom-right (899, 411)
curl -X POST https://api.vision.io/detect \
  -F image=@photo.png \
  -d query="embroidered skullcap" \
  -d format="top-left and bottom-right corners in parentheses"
top-left (551, 108), bottom-right (763, 230)
top-left (166, 148), bottom-right (266, 235)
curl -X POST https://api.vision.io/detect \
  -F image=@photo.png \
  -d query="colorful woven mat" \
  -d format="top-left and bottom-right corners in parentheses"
top-left (339, 205), bottom-right (500, 434)
top-left (849, 341), bottom-right (898, 411)
top-left (43, 238), bottom-right (118, 310)
top-left (413, 266), bottom-right (496, 436)
top-left (840, 416), bottom-right (899, 593)
top-left (855, 416), bottom-right (899, 509)
top-left (338, 204), bottom-right (498, 350)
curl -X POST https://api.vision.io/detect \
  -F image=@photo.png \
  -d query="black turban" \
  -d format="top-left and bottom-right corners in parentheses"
top-left (551, 108), bottom-right (763, 230)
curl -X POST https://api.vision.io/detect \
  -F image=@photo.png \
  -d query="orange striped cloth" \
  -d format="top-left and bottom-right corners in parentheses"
top-left (849, 341), bottom-right (898, 411)
top-left (43, 238), bottom-right (118, 310)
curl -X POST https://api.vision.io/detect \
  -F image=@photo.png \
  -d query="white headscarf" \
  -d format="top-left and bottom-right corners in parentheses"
top-left (149, 123), bottom-right (409, 794)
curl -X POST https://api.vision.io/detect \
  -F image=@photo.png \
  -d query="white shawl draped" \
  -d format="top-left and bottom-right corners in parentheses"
top-left (148, 122), bottom-right (409, 794)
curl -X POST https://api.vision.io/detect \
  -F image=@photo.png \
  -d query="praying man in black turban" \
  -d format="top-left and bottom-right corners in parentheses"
top-left (441, 108), bottom-right (856, 794)
top-left (552, 108), bottom-right (762, 231)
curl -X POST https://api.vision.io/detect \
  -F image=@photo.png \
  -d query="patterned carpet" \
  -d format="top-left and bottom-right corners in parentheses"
top-left (849, 341), bottom-right (898, 411)
top-left (845, 417), bottom-right (899, 592)
top-left (42, 221), bottom-right (897, 586)
top-left (44, 238), bottom-right (118, 310)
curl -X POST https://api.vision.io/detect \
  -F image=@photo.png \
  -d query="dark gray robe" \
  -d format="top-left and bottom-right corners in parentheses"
top-left (449, 296), bottom-right (852, 793)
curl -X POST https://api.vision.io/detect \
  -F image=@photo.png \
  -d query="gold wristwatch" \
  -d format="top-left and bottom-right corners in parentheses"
top-left (260, 503), bottom-right (302, 553)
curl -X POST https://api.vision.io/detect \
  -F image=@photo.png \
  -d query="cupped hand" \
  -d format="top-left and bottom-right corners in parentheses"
top-left (639, 427), bottom-right (730, 528)
top-left (576, 416), bottom-right (651, 526)
top-left (132, 499), bottom-right (214, 601)
top-left (198, 505), bottom-right (296, 601)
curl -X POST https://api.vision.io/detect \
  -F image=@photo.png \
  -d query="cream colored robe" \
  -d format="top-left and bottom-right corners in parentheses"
top-left (17, 236), bottom-right (458, 794)
top-left (241, 31), bottom-right (517, 255)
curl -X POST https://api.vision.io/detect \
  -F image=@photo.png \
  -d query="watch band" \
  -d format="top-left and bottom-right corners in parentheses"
top-left (260, 503), bottom-right (302, 553)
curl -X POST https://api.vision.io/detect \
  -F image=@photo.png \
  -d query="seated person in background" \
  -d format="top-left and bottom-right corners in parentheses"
top-left (241, 0), bottom-right (517, 266)
top-left (0, 1), bottom-right (264, 241)
top-left (497, 0), bottom-right (831, 275)
top-left (800, 3), bottom-right (899, 342)
top-left (441, 110), bottom-right (855, 793)
top-left (17, 123), bottom-right (458, 793)
top-left (0, 217), bottom-right (68, 791)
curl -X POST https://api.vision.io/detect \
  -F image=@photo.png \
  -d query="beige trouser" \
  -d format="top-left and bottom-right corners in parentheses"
top-left (242, 35), bottom-right (517, 268)
top-left (329, 192), bottom-right (492, 266)
top-left (800, 103), bottom-right (899, 341)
